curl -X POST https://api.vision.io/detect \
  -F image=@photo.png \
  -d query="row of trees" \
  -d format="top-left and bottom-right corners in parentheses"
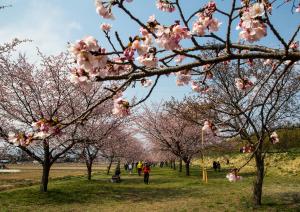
top-left (1, 0), bottom-right (300, 206)
top-left (0, 46), bottom-right (145, 191)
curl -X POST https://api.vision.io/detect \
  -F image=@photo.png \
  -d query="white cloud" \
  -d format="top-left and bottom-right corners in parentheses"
top-left (0, 0), bottom-right (82, 62)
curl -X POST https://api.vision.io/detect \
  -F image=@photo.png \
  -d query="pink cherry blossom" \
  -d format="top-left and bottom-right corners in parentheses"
top-left (140, 27), bottom-right (150, 37)
top-left (295, 4), bottom-right (300, 13)
top-left (113, 90), bottom-right (123, 100)
top-left (69, 36), bottom-right (108, 75)
top-left (136, 54), bottom-right (158, 68)
top-left (112, 97), bottom-right (130, 117)
top-left (248, 3), bottom-right (265, 18)
top-left (235, 77), bottom-right (254, 91)
top-left (123, 47), bottom-right (135, 61)
top-left (70, 68), bottom-right (90, 84)
top-left (8, 132), bottom-right (34, 147)
top-left (141, 78), bottom-right (153, 87)
top-left (263, 59), bottom-right (273, 66)
top-left (176, 70), bottom-right (191, 86)
top-left (83, 36), bottom-right (99, 51)
top-left (192, 2), bottom-right (221, 36)
top-left (156, 0), bottom-right (175, 13)
top-left (192, 13), bottom-right (221, 36)
top-left (202, 120), bottom-right (217, 135)
top-left (100, 23), bottom-right (112, 31)
top-left (270, 131), bottom-right (279, 144)
top-left (191, 81), bottom-right (210, 93)
top-left (31, 118), bottom-right (61, 137)
top-left (110, 57), bottom-right (131, 75)
top-left (148, 14), bottom-right (156, 23)
top-left (237, 5), bottom-right (267, 42)
top-left (95, 0), bottom-right (114, 19)
top-left (289, 41), bottom-right (299, 51)
top-left (175, 55), bottom-right (186, 64)
top-left (226, 169), bottom-right (242, 182)
top-left (155, 23), bottom-right (191, 50)
top-left (131, 40), bottom-right (148, 56)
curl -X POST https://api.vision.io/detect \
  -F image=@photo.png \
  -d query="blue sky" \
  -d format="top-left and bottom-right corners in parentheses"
top-left (0, 0), bottom-right (299, 103)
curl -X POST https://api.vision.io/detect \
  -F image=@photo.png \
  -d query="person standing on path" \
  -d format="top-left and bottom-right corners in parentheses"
top-left (128, 163), bottom-right (133, 174)
top-left (137, 161), bottom-right (143, 176)
top-left (143, 163), bottom-right (151, 184)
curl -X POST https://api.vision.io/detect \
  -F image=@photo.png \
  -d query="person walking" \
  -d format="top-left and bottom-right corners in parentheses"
top-left (137, 161), bottom-right (143, 176)
top-left (143, 163), bottom-right (151, 184)
top-left (128, 163), bottom-right (133, 174)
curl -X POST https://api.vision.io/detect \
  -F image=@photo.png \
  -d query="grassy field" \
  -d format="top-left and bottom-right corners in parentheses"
top-left (0, 153), bottom-right (299, 212)
top-left (0, 163), bottom-right (105, 191)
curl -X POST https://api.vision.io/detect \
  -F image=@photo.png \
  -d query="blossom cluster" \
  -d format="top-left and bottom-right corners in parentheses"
top-left (156, 0), bottom-right (175, 13)
top-left (191, 81), bottom-right (210, 93)
top-left (192, 1), bottom-right (221, 36)
top-left (237, 3), bottom-right (267, 42)
top-left (235, 77), bottom-right (254, 91)
top-left (112, 92), bottom-right (130, 117)
top-left (100, 23), bottom-right (112, 32)
top-left (226, 169), bottom-right (242, 182)
top-left (270, 131), bottom-right (279, 144)
top-left (8, 132), bottom-right (34, 147)
top-left (69, 36), bottom-right (108, 83)
top-left (202, 120), bottom-right (217, 136)
top-left (31, 118), bottom-right (61, 139)
top-left (155, 21), bottom-right (191, 50)
top-left (141, 78), bottom-right (153, 87)
top-left (95, 0), bottom-right (114, 19)
top-left (240, 144), bottom-right (254, 153)
top-left (176, 70), bottom-right (191, 86)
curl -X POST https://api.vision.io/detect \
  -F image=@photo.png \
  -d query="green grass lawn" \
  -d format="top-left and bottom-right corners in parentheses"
top-left (0, 163), bottom-right (299, 212)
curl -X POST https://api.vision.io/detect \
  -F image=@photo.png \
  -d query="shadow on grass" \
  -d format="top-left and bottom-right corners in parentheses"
top-left (0, 168), bottom-right (204, 207)
top-left (262, 192), bottom-right (300, 209)
top-left (239, 191), bottom-right (300, 211)
top-left (0, 177), bottom-right (200, 206)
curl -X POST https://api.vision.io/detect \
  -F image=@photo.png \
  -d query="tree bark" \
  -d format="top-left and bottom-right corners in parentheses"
top-left (173, 160), bottom-right (176, 170)
top-left (185, 160), bottom-right (190, 176)
top-left (40, 141), bottom-right (50, 192)
top-left (86, 162), bottom-right (92, 180)
top-left (107, 158), bottom-right (113, 175)
top-left (179, 159), bottom-right (182, 172)
top-left (253, 151), bottom-right (265, 206)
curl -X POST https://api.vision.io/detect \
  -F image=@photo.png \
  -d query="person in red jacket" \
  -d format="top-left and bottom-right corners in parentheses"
top-left (143, 163), bottom-right (151, 184)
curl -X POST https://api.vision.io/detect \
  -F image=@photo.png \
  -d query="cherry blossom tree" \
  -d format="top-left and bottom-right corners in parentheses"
top-left (98, 128), bottom-right (144, 174)
top-left (170, 60), bottom-right (300, 204)
top-left (64, 0), bottom-right (299, 205)
top-left (204, 60), bottom-right (300, 204)
top-left (136, 104), bottom-right (205, 176)
top-left (0, 52), bottom-right (112, 191)
top-left (76, 106), bottom-right (125, 180)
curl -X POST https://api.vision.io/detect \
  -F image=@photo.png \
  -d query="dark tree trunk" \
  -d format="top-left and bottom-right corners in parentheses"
top-left (253, 151), bottom-right (265, 206)
top-left (86, 162), bottom-right (92, 180)
top-left (107, 158), bottom-right (113, 175)
top-left (185, 160), bottom-right (190, 176)
top-left (170, 160), bottom-right (173, 169)
top-left (40, 141), bottom-right (50, 192)
top-left (179, 159), bottom-right (182, 172)
top-left (173, 160), bottom-right (176, 170)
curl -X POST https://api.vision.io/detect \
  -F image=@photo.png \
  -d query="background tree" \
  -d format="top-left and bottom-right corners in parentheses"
top-left (76, 105), bottom-right (124, 180)
top-left (0, 52), bottom-right (111, 191)
top-left (136, 104), bottom-right (211, 176)
top-left (202, 59), bottom-right (300, 205)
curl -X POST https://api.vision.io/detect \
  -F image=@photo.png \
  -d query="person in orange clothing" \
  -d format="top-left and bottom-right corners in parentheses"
top-left (143, 162), bottom-right (151, 184)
